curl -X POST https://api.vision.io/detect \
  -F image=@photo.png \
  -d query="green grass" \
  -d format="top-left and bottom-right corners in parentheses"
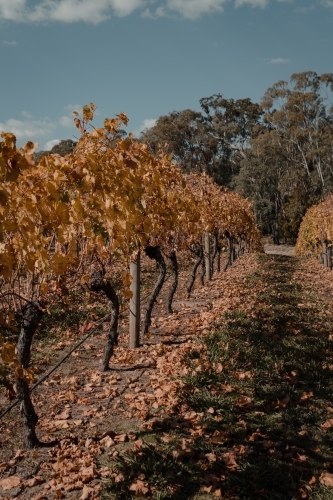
top-left (102, 438), bottom-right (202, 499)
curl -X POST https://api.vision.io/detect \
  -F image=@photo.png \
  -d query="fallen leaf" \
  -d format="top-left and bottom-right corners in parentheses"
top-left (298, 488), bottom-right (308, 499)
top-left (129, 480), bottom-right (149, 495)
top-left (80, 485), bottom-right (93, 499)
top-left (25, 476), bottom-right (44, 487)
top-left (114, 434), bottom-right (128, 443)
top-left (321, 419), bottom-right (333, 430)
top-left (100, 436), bottom-right (115, 448)
top-left (55, 410), bottom-right (71, 420)
top-left (205, 453), bottom-right (217, 462)
top-left (54, 420), bottom-right (69, 429)
top-left (0, 475), bottom-right (21, 490)
top-left (320, 471), bottom-right (333, 486)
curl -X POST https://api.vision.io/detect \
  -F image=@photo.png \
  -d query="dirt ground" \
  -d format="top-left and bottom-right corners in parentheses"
top-left (0, 252), bottom-right (256, 500)
top-left (264, 243), bottom-right (295, 257)
top-left (2, 245), bottom-right (333, 500)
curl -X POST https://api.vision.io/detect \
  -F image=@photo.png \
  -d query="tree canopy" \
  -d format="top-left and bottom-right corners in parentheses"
top-left (141, 71), bottom-right (333, 243)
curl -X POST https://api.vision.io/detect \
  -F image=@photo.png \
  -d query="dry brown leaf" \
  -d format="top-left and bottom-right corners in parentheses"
top-left (129, 479), bottom-right (149, 495)
top-left (321, 419), bottom-right (333, 430)
top-left (236, 395), bottom-right (253, 408)
top-left (298, 487), bottom-right (308, 499)
top-left (100, 436), bottom-right (115, 448)
top-left (80, 485), bottom-right (94, 499)
top-left (205, 453), bottom-right (217, 462)
top-left (320, 471), bottom-right (333, 486)
top-left (0, 475), bottom-right (21, 490)
top-left (25, 476), bottom-right (44, 487)
top-left (222, 452), bottom-right (239, 470)
top-left (54, 420), bottom-right (69, 428)
top-left (114, 434), bottom-right (128, 442)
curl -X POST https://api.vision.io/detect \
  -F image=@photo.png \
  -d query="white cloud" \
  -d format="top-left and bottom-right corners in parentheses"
top-left (3, 40), bottom-right (17, 45)
top-left (44, 139), bottom-right (61, 150)
top-left (141, 5), bottom-right (173, 18)
top-left (1, 0), bottom-right (319, 24)
top-left (322, 0), bottom-right (333, 6)
top-left (0, 117), bottom-right (56, 141)
top-left (59, 115), bottom-right (75, 128)
top-left (141, 7), bottom-right (153, 18)
top-left (0, 0), bottom-right (146, 24)
top-left (132, 118), bottom-right (157, 137)
top-left (268, 57), bottom-right (291, 64)
top-left (59, 104), bottom-right (82, 128)
top-left (235, 0), bottom-right (268, 7)
top-left (109, 0), bottom-right (146, 17)
top-left (64, 103), bottom-right (81, 112)
top-left (165, 0), bottom-right (227, 19)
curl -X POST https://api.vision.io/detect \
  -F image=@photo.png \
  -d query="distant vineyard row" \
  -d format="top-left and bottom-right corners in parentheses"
top-left (296, 194), bottom-right (333, 269)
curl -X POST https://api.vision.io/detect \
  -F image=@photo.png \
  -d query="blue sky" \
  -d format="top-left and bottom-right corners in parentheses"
top-left (0, 0), bottom-right (332, 151)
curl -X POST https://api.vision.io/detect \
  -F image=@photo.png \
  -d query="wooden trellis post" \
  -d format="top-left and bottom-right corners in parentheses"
top-left (129, 251), bottom-right (140, 348)
top-left (204, 232), bottom-right (212, 281)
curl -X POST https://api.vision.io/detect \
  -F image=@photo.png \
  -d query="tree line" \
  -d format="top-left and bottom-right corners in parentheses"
top-left (140, 71), bottom-right (333, 244)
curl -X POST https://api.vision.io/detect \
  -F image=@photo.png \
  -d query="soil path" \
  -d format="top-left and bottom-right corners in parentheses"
top-left (264, 243), bottom-right (295, 256)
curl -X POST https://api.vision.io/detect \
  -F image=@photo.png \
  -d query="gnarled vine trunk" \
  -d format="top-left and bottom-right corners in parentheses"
top-left (187, 243), bottom-right (203, 297)
top-left (16, 302), bottom-right (43, 448)
top-left (89, 271), bottom-right (120, 371)
top-left (143, 246), bottom-right (166, 335)
top-left (166, 250), bottom-right (178, 314)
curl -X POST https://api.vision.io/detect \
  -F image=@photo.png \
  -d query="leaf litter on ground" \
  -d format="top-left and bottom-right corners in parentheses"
top-left (3, 251), bottom-right (333, 498)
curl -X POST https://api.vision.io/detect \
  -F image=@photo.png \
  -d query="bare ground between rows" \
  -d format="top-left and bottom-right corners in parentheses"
top-left (264, 243), bottom-right (295, 256)
top-left (0, 252), bottom-right (252, 499)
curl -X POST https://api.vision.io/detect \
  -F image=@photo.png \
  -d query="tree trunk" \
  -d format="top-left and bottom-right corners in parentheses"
top-left (16, 302), bottom-right (43, 448)
top-left (89, 272), bottom-right (120, 371)
top-left (166, 251), bottom-right (178, 315)
top-left (187, 243), bottom-right (203, 297)
top-left (143, 246), bottom-right (166, 335)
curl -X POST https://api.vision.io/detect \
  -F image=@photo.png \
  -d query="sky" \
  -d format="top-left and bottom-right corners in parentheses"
top-left (0, 0), bottom-right (332, 151)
